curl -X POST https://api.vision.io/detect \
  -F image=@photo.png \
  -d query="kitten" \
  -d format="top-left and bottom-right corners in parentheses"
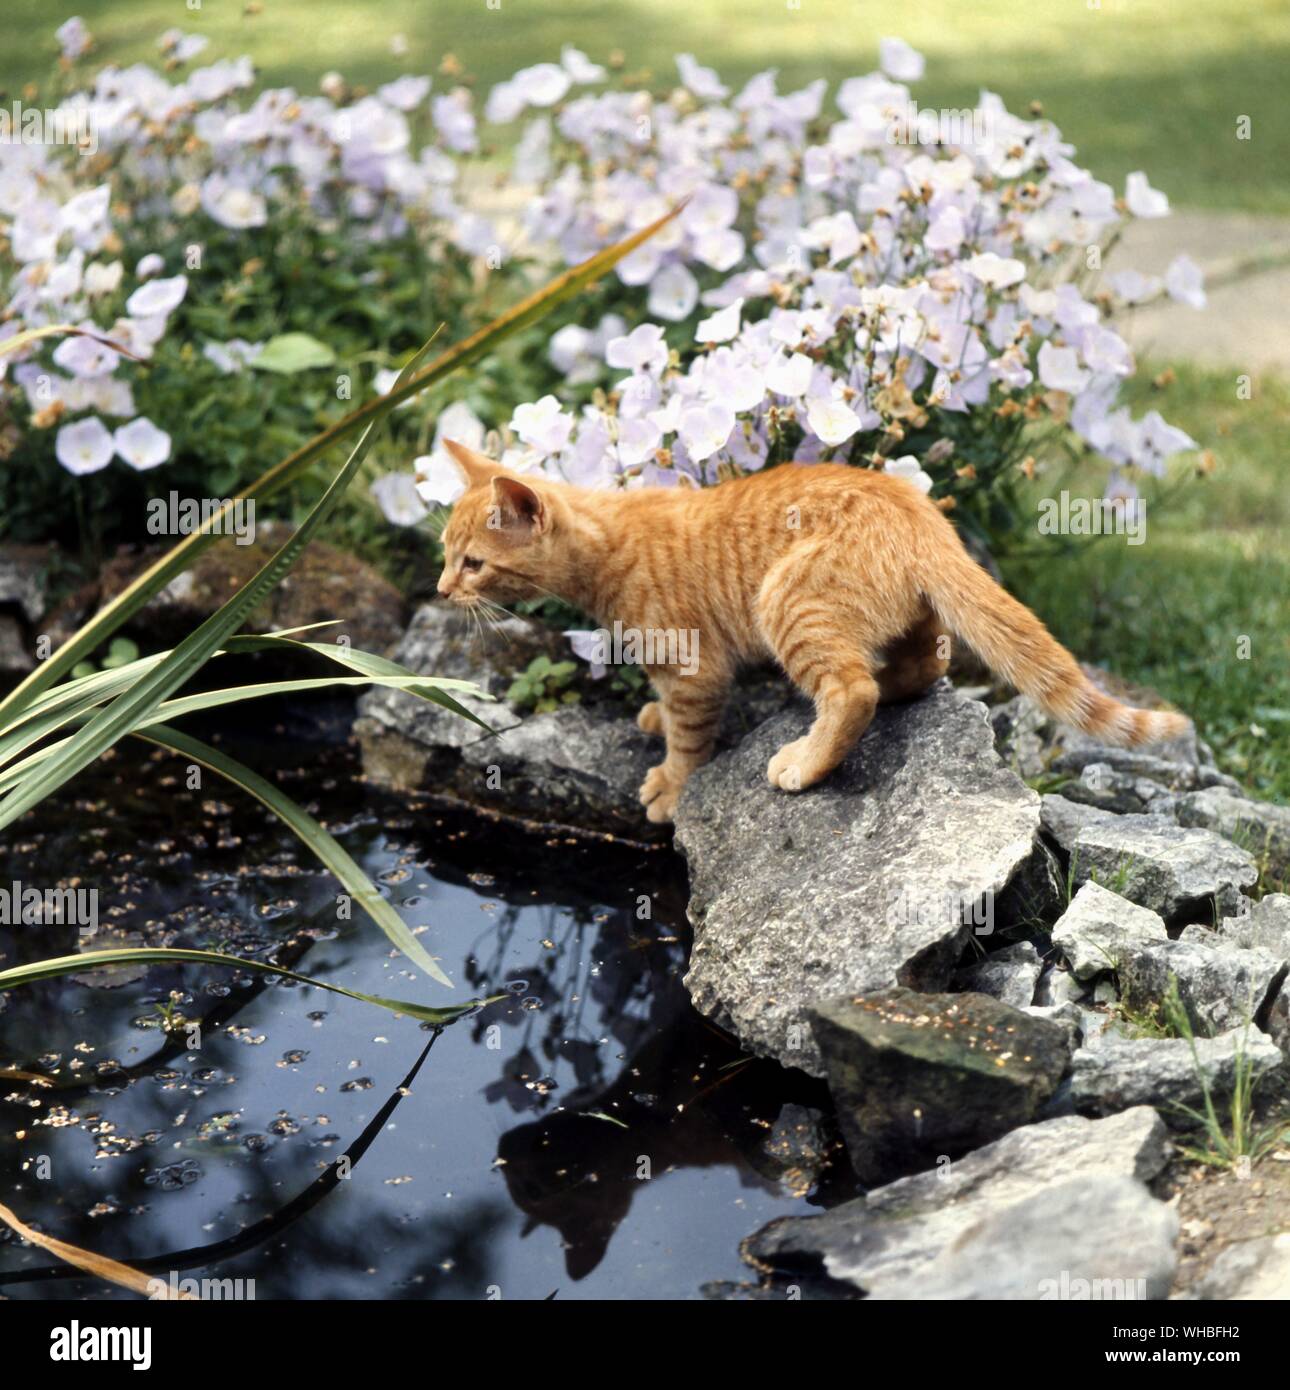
top-left (436, 440), bottom-right (1190, 824)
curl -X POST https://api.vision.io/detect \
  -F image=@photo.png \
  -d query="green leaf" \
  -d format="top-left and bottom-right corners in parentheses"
top-left (250, 331), bottom-right (338, 374)
top-left (132, 724), bottom-right (456, 988)
top-left (0, 201), bottom-right (686, 726)
top-left (0, 947), bottom-right (496, 1026)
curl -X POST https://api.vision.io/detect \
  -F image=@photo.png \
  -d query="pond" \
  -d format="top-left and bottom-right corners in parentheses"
top-left (0, 706), bottom-right (850, 1300)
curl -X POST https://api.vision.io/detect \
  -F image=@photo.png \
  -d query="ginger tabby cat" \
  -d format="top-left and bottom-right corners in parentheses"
top-left (436, 440), bottom-right (1190, 824)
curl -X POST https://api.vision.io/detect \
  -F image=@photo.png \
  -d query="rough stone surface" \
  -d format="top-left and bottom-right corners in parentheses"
top-left (674, 683), bottom-right (1042, 1075)
top-left (1070, 1028), bottom-right (1283, 1120)
top-left (1176, 787), bottom-right (1290, 880)
top-left (953, 940), bottom-right (1043, 1008)
top-left (1034, 962), bottom-right (1091, 1007)
top-left (869, 1175), bottom-right (1178, 1301)
top-left (811, 988), bottom-right (1070, 1183)
top-left (1051, 880), bottom-right (1169, 981)
top-left (1043, 798), bottom-right (1259, 921)
top-left (1219, 893), bottom-right (1290, 955)
top-left (1190, 1233), bottom-right (1290, 1300)
top-left (0, 542), bottom-right (49, 624)
top-left (742, 1107), bottom-right (1171, 1296)
top-left (1059, 761), bottom-right (1180, 816)
top-left (0, 613), bottom-right (32, 678)
top-left (1119, 934), bottom-right (1287, 1038)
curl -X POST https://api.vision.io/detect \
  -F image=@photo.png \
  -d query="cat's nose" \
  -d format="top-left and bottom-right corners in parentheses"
top-left (436, 572), bottom-right (453, 597)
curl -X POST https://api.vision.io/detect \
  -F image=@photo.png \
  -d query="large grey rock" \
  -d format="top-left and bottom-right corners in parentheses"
top-left (1119, 934), bottom-right (1286, 1037)
top-left (1176, 787), bottom-right (1290, 880)
top-left (1060, 761), bottom-right (1180, 816)
top-left (1051, 880), bottom-right (1168, 981)
top-left (811, 988), bottom-right (1070, 1183)
top-left (674, 683), bottom-right (1042, 1076)
top-left (1190, 1233), bottom-right (1290, 1300)
top-left (742, 1107), bottom-right (1171, 1295)
top-left (869, 1175), bottom-right (1178, 1300)
top-left (1070, 1027), bottom-right (1283, 1120)
top-left (0, 613), bottom-right (32, 678)
top-left (1217, 896), bottom-right (1290, 1055)
top-left (1043, 797), bottom-right (1258, 921)
top-left (0, 542), bottom-right (48, 624)
top-left (954, 940), bottom-right (1043, 1007)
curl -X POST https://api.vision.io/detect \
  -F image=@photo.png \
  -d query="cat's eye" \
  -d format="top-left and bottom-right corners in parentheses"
top-left (461, 555), bottom-right (484, 573)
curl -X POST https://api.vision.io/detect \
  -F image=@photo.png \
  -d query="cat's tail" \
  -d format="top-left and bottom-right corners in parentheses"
top-left (923, 541), bottom-right (1191, 748)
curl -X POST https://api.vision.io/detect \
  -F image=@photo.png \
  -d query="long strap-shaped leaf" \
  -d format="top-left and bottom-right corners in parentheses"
top-left (0, 203), bottom-right (684, 727)
top-left (0, 947), bottom-right (488, 1024)
top-left (0, 332), bottom-right (438, 832)
top-left (131, 723), bottom-right (455, 987)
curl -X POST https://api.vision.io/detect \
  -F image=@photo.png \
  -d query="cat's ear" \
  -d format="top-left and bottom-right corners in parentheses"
top-left (490, 475), bottom-right (548, 536)
top-left (442, 439), bottom-right (498, 489)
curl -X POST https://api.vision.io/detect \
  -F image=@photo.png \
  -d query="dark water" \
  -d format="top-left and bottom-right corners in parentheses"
top-left (0, 719), bottom-right (847, 1300)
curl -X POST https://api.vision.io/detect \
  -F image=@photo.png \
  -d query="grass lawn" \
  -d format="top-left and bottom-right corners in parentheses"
top-left (1002, 362), bottom-right (1290, 804)
top-left (2, 0), bottom-right (1287, 212)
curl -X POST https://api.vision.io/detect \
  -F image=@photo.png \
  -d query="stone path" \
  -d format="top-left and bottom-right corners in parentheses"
top-left (1109, 212), bottom-right (1290, 373)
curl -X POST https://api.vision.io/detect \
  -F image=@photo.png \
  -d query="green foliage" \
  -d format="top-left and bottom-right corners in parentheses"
top-left (71, 636), bottom-right (140, 680)
top-left (507, 654), bottom-right (581, 713)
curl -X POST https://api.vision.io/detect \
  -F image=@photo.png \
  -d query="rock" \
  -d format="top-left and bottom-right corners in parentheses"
top-left (995, 837), bottom-right (1065, 929)
top-left (954, 940), bottom-right (1043, 1007)
top-left (742, 1107), bottom-right (1171, 1295)
top-left (1219, 893), bottom-right (1290, 954)
top-left (0, 542), bottom-right (49, 624)
top-left (674, 682), bottom-right (1042, 1075)
top-left (0, 613), bottom-right (33, 679)
top-left (810, 988), bottom-right (1070, 1183)
top-left (86, 524), bottom-right (407, 657)
top-left (1044, 799), bottom-right (1259, 921)
top-left (869, 1175), bottom-right (1177, 1300)
top-left (1191, 1232), bottom-right (1290, 1300)
top-left (1050, 880), bottom-right (1169, 981)
top-left (1060, 761), bottom-right (1179, 816)
top-left (1119, 934), bottom-right (1287, 1037)
top-left (1176, 787), bottom-right (1290, 881)
top-left (1070, 1028), bottom-right (1283, 1120)
top-left (1034, 962), bottom-right (1090, 1007)
top-left (755, 1104), bottom-right (833, 1196)
top-left (992, 668), bottom-right (1206, 780)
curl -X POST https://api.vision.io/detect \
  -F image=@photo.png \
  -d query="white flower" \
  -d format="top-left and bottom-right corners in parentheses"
top-left (879, 37), bottom-right (925, 82)
top-left (561, 46), bottom-right (606, 84)
top-left (695, 298), bottom-right (743, 343)
top-left (512, 63), bottom-right (571, 108)
top-left (414, 453), bottom-right (468, 506)
top-left (1037, 342), bottom-right (1090, 394)
top-left (647, 262), bottom-right (699, 321)
top-left (201, 176), bottom-right (268, 229)
top-left (378, 75), bottom-right (431, 110)
top-left (606, 323), bottom-right (669, 376)
top-left (678, 403), bottom-right (735, 462)
top-left (1108, 269), bottom-right (1162, 304)
top-left (59, 185), bottom-right (110, 245)
top-left (372, 472), bottom-right (430, 526)
top-left (564, 628), bottom-right (607, 679)
top-left (1125, 171), bottom-right (1169, 218)
top-left (676, 53), bottom-right (729, 100)
top-left (125, 275), bottom-right (188, 318)
top-left (1164, 254), bottom-right (1206, 309)
top-left (806, 397), bottom-right (862, 447)
top-left (84, 260), bottom-right (123, 296)
top-left (53, 329), bottom-right (117, 378)
top-left (55, 416), bottom-right (114, 475)
top-left (962, 252), bottom-right (1026, 289)
top-left (203, 339), bottom-right (263, 374)
top-left (433, 400), bottom-right (486, 452)
top-left (56, 17), bottom-right (91, 59)
top-left (510, 394), bottom-right (574, 455)
top-left (766, 351), bottom-right (814, 397)
top-left (114, 417), bottom-right (171, 471)
top-left (884, 454), bottom-right (934, 493)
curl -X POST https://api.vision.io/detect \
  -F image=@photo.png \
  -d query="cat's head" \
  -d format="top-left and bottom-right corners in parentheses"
top-left (435, 440), bottom-right (561, 605)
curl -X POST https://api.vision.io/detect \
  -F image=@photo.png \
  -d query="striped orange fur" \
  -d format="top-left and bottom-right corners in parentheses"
top-left (437, 441), bottom-right (1191, 823)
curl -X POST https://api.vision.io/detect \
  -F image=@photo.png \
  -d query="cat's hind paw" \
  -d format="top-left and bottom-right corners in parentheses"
top-left (637, 701), bottom-right (664, 736)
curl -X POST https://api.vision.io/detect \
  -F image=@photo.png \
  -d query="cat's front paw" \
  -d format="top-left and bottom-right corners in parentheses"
top-left (637, 701), bottom-right (664, 736)
top-left (639, 764), bottom-right (682, 823)
top-left (767, 737), bottom-right (816, 791)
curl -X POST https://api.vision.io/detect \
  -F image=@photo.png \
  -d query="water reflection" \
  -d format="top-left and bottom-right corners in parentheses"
top-left (0, 734), bottom-right (848, 1299)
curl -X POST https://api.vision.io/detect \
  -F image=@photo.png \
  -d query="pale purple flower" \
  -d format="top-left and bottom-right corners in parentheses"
top-left (202, 339), bottom-right (263, 374)
top-left (55, 416), bottom-right (114, 475)
top-left (433, 91), bottom-right (478, 152)
top-left (647, 262), bottom-right (699, 321)
top-left (414, 452), bottom-right (467, 506)
top-left (114, 416), bottom-right (171, 470)
top-left (511, 394), bottom-right (574, 456)
top-left (962, 252), bottom-right (1026, 289)
top-left (806, 396), bottom-right (862, 447)
top-left (125, 275), bottom-right (188, 318)
top-left (564, 629), bottom-right (608, 679)
top-left (884, 455), bottom-right (934, 493)
top-left (1164, 254), bottom-right (1206, 309)
top-left (695, 298), bottom-right (743, 343)
top-left (561, 46), bottom-right (606, 84)
top-left (879, 37), bottom-right (925, 82)
top-left (56, 17), bottom-right (91, 60)
top-left (1037, 342), bottom-right (1090, 394)
top-left (766, 351), bottom-right (814, 397)
top-left (53, 328), bottom-right (118, 378)
top-left (1125, 171), bottom-right (1169, 218)
top-left (379, 75), bottom-right (431, 111)
top-left (677, 53), bottom-right (729, 101)
top-left (606, 323), bottom-right (669, 376)
top-left (1108, 269), bottom-right (1162, 304)
top-left (200, 175), bottom-right (268, 229)
top-left (678, 403), bottom-right (735, 461)
top-left (372, 472), bottom-right (430, 526)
